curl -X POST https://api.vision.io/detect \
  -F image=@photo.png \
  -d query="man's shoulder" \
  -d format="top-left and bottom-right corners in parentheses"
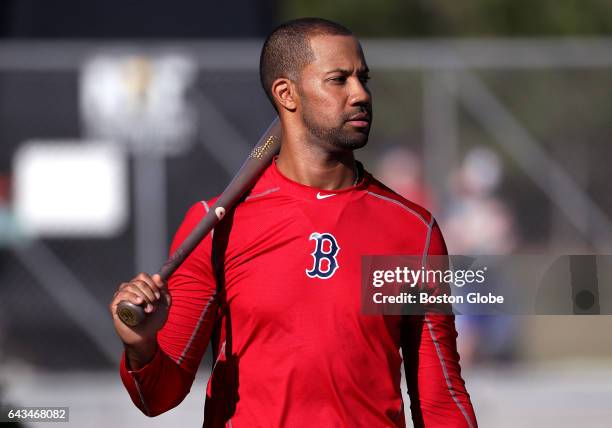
top-left (191, 169), bottom-right (279, 223)
top-left (364, 172), bottom-right (433, 228)
top-left (184, 197), bottom-right (218, 219)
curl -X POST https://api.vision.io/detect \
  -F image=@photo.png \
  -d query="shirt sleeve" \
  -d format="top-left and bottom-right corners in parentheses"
top-left (119, 201), bottom-right (219, 416)
top-left (401, 219), bottom-right (478, 428)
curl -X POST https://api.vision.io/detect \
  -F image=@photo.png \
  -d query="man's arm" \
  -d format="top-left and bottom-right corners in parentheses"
top-left (401, 220), bottom-right (477, 428)
top-left (113, 201), bottom-right (219, 416)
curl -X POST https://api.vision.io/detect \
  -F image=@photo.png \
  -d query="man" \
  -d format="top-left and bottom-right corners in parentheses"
top-left (110, 18), bottom-right (477, 427)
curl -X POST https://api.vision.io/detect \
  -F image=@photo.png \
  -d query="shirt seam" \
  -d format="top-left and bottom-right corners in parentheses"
top-left (176, 200), bottom-right (215, 365)
top-left (365, 191), bottom-right (429, 227)
top-left (421, 216), bottom-right (475, 428)
top-left (132, 375), bottom-right (151, 416)
top-left (245, 187), bottom-right (280, 201)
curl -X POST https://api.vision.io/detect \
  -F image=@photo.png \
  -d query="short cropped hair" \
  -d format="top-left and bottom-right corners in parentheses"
top-left (259, 17), bottom-right (353, 108)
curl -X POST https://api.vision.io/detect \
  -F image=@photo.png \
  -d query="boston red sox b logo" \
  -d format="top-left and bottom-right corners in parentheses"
top-left (306, 232), bottom-right (340, 279)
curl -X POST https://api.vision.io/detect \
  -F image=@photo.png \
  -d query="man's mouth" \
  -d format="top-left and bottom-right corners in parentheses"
top-left (346, 113), bottom-right (371, 128)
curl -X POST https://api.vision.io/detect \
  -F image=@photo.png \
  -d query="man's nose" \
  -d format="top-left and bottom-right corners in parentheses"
top-left (348, 77), bottom-right (371, 107)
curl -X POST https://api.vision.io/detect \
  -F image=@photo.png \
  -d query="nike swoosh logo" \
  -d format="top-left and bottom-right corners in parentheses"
top-left (316, 192), bottom-right (336, 200)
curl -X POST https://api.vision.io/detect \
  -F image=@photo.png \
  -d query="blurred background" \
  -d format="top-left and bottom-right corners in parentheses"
top-left (1, 0), bottom-right (611, 426)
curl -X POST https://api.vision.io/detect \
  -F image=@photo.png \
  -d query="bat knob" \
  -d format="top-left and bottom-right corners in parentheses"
top-left (117, 301), bottom-right (146, 327)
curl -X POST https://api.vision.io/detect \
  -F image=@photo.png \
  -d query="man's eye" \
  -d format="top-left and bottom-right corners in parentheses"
top-left (359, 76), bottom-right (371, 84)
top-left (330, 76), bottom-right (347, 83)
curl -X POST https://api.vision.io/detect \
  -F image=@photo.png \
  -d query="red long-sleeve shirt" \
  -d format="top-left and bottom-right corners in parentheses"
top-left (120, 159), bottom-right (477, 427)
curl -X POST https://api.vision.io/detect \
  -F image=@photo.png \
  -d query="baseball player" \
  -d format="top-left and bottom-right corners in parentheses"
top-left (110, 17), bottom-right (477, 427)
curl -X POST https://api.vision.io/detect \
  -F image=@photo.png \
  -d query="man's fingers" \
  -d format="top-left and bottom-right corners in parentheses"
top-left (111, 273), bottom-right (169, 320)
top-left (151, 274), bottom-right (166, 293)
top-left (135, 272), bottom-right (165, 299)
top-left (130, 280), bottom-right (158, 304)
top-left (119, 283), bottom-right (156, 313)
top-left (111, 289), bottom-right (143, 307)
top-left (115, 290), bottom-right (148, 308)
top-left (135, 273), bottom-right (161, 295)
top-left (112, 283), bottom-right (148, 310)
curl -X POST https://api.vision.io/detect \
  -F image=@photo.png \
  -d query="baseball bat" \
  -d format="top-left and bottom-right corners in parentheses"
top-left (116, 117), bottom-right (282, 326)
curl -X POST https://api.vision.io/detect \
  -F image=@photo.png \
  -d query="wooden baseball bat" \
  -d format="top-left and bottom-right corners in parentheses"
top-left (116, 117), bottom-right (282, 326)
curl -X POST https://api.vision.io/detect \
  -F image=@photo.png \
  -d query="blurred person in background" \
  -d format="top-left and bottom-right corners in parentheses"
top-left (442, 147), bottom-right (520, 366)
top-left (110, 17), bottom-right (477, 427)
top-left (443, 148), bottom-right (516, 255)
top-left (374, 146), bottom-right (436, 211)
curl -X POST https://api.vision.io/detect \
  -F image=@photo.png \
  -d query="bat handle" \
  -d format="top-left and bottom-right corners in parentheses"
top-left (117, 300), bottom-right (146, 327)
top-left (117, 268), bottom-right (171, 327)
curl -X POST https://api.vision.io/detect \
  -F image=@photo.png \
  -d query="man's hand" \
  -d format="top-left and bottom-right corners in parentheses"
top-left (110, 273), bottom-right (171, 369)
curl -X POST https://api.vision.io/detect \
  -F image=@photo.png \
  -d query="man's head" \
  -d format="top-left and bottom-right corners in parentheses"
top-left (260, 18), bottom-right (372, 151)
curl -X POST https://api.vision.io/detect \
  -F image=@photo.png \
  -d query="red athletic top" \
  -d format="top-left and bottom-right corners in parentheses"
top-left (120, 159), bottom-right (477, 427)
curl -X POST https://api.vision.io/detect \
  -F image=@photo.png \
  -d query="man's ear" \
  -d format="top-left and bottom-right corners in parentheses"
top-left (272, 78), bottom-right (298, 112)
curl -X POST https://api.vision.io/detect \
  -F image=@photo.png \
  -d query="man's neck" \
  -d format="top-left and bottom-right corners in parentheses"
top-left (276, 124), bottom-right (357, 191)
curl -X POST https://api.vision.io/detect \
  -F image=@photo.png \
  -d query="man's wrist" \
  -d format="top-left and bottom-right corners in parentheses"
top-left (124, 338), bottom-right (158, 371)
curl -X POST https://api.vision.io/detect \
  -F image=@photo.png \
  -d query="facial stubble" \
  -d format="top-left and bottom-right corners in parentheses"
top-left (300, 99), bottom-right (371, 151)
